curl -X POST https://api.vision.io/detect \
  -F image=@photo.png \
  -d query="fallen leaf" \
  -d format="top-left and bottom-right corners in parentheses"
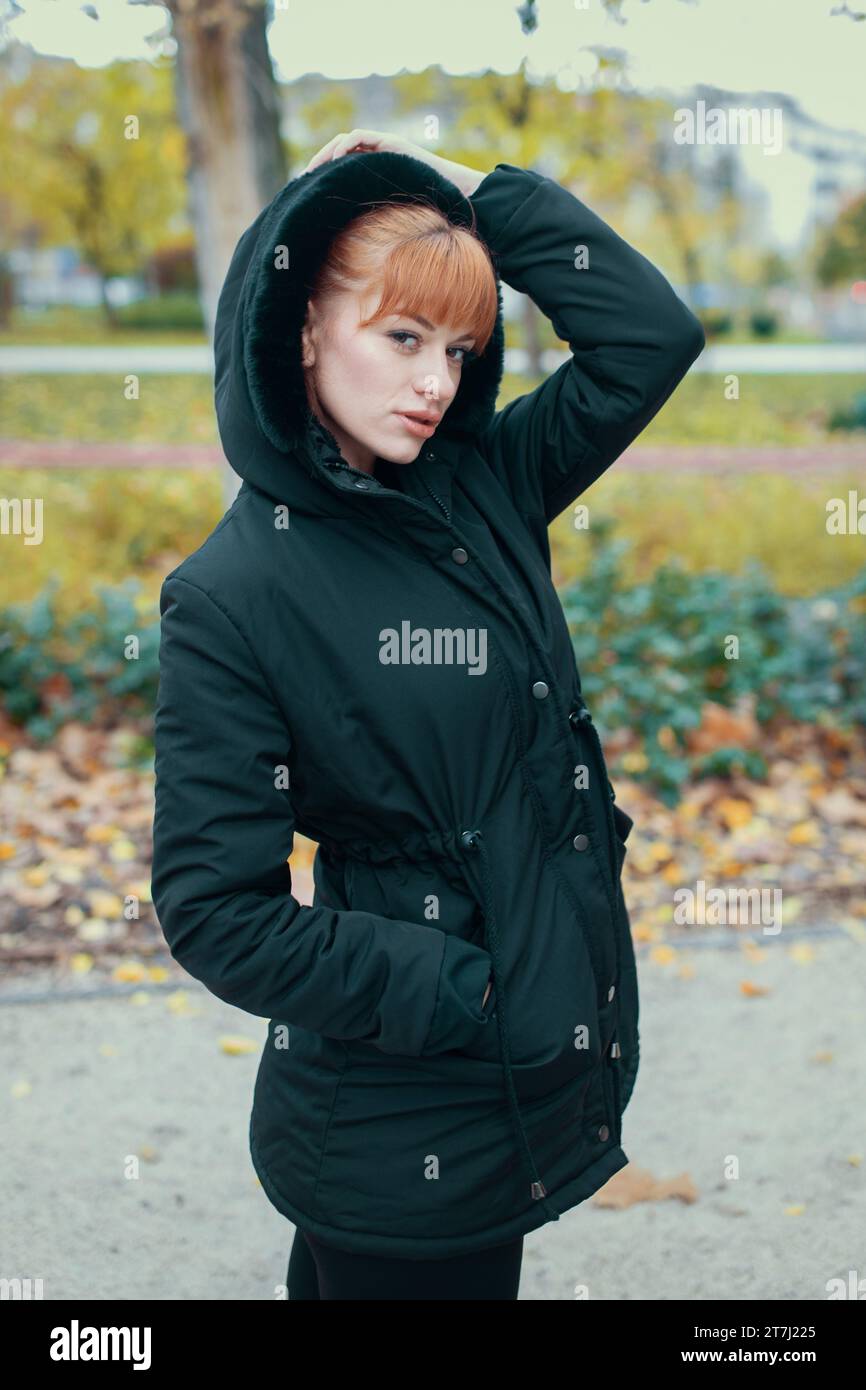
top-left (219, 1034), bottom-right (259, 1056)
top-left (87, 890), bottom-right (123, 917)
top-left (812, 789), bottom-right (866, 826)
top-left (787, 821), bottom-right (820, 845)
top-left (650, 944), bottom-right (679, 965)
top-left (78, 918), bottom-right (110, 943)
top-left (788, 942), bottom-right (816, 964)
top-left (685, 700), bottom-right (761, 754)
top-left (113, 961), bottom-right (146, 982)
top-left (593, 1163), bottom-right (699, 1208)
top-left (741, 940), bottom-right (767, 961)
top-left (716, 797), bottom-right (754, 829)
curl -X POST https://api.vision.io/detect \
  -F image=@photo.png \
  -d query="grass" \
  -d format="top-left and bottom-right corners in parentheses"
top-left (548, 470), bottom-right (866, 598)
top-left (1, 303), bottom-right (834, 349)
top-left (2, 464), bottom-right (862, 621)
top-left (2, 371), bottom-right (864, 449)
top-left (2, 359), bottom-right (864, 615)
top-left (0, 305), bottom-right (206, 348)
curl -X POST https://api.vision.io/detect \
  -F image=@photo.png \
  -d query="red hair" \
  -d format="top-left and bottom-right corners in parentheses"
top-left (307, 199), bottom-right (498, 354)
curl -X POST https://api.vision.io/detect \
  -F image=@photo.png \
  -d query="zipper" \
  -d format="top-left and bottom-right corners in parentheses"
top-left (321, 452), bottom-right (453, 528)
top-left (416, 468), bottom-right (452, 525)
top-left (308, 413), bottom-right (451, 522)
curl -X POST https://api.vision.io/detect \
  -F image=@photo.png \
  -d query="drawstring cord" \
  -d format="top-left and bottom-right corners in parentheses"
top-left (459, 828), bottom-right (560, 1220)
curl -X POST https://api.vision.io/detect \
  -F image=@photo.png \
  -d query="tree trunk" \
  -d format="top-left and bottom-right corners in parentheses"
top-left (99, 273), bottom-right (118, 330)
top-left (167, 0), bottom-right (286, 505)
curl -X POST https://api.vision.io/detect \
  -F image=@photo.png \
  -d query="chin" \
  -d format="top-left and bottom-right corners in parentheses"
top-left (376, 436), bottom-right (423, 465)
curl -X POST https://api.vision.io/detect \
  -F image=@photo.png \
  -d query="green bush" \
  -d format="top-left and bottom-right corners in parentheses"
top-left (4, 528), bottom-right (865, 799)
top-left (749, 311), bottom-right (778, 338)
top-left (828, 391), bottom-right (866, 433)
top-left (561, 518), bottom-right (866, 801)
top-left (698, 309), bottom-right (733, 338)
top-left (0, 576), bottom-right (159, 741)
top-left (114, 293), bottom-right (205, 332)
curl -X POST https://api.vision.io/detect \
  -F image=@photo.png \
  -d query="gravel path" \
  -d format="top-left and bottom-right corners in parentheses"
top-left (1, 928), bottom-right (863, 1301)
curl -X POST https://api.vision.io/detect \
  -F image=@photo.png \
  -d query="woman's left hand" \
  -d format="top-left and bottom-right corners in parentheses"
top-left (302, 128), bottom-right (485, 198)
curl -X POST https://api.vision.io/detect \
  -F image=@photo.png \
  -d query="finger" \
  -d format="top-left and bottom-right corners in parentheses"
top-left (333, 128), bottom-right (384, 160)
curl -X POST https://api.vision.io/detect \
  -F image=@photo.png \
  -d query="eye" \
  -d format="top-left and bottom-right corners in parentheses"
top-left (448, 345), bottom-right (479, 365)
top-left (387, 330), bottom-right (421, 351)
top-left (387, 330), bottom-right (478, 366)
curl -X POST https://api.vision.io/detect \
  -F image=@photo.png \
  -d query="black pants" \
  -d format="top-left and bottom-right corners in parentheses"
top-left (287, 1227), bottom-right (524, 1300)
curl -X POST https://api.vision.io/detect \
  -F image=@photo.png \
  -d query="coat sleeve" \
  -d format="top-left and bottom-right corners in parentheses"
top-left (470, 163), bottom-right (706, 526)
top-left (150, 574), bottom-right (495, 1057)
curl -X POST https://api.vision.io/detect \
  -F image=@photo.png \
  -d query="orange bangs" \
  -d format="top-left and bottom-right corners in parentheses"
top-left (309, 199), bottom-right (498, 356)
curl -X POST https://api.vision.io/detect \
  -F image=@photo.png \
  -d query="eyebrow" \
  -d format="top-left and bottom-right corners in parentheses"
top-left (402, 314), bottom-right (475, 343)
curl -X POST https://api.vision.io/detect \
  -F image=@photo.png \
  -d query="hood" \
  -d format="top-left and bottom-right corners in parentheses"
top-left (213, 150), bottom-right (506, 504)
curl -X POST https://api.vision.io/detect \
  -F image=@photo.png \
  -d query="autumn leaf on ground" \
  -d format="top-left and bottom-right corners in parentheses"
top-left (787, 820), bottom-right (821, 846)
top-left (219, 1035), bottom-right (259, 1056)
top-left (812, 789), bottom-right (866, 826)
top-left (715, 797), bottom-right (754, 830)
top-left (593, 1164), bottom-right (699, 1208)
top-left (788, 942), bottom-right (816, 964)
top-left (685, 699), bottom-right (761, 755)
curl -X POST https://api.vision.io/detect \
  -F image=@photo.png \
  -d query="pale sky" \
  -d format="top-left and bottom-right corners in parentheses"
top-left (6, 0), bottom-right (864, 135)
top-left (5, 0), bottom-right (865, 249)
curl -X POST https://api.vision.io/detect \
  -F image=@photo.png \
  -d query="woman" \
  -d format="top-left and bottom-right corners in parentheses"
top-left (151, 129), bottom-right (705, 1300)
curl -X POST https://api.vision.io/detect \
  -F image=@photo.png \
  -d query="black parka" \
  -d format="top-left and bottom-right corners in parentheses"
top-left (151, 153), bottom-right (705, 1258)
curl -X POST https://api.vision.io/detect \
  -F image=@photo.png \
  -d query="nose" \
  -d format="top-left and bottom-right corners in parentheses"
top-left (415, 360), bottom-right (458, 410)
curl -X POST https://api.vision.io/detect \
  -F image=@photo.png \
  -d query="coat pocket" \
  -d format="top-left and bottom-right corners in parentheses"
top-left (454, 869), bottom-right (603, 1096)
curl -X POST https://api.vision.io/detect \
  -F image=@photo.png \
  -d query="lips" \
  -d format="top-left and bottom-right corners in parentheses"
top-left (395, 411), bottom-right (440, 439)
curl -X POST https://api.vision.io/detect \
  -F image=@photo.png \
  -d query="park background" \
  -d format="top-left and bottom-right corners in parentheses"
top-left (1, 0), bottom-right (865, 1301)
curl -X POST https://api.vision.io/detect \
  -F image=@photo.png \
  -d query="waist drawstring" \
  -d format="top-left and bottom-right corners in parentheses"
top-left (459, 827), bottom-right (560, 1221)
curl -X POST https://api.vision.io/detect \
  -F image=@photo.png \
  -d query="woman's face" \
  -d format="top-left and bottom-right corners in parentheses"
top-left (301, 287), bottom-right (477, 473)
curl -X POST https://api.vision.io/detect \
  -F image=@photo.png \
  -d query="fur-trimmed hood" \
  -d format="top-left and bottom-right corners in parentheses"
top-left (213, 151), bottom-right (506, 503)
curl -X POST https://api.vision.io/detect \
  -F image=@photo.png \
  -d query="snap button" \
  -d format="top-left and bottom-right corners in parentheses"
top-left (598, 1124), bottom-right (609, 1142)
top-left (451, 547), bottom-right (469, 564)
top-left (425, 450), bottom-right (436, 460)
top-left (353, 478), bottom-right (371, 489)
top-left (572, 833), bottom-right (589, 851)
top-left (568, 707), bottom-right (592, 727)
top-left (608, 984), bottom-right (616, 1001)
top-left (532, 681), bottom-right (550, 699)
